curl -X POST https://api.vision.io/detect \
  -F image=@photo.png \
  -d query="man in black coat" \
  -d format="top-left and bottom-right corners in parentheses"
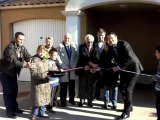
top-left (0, 32), bottom-right (32, 118)
top-left (76, 34), bottom-right (100, 107)
top-left (93, 28), bottom-right (106, 100)
top-left (106, 32), bottom-right (144, 120)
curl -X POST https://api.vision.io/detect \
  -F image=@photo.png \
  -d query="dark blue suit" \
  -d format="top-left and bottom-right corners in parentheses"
top-left (116, 40), bottom-right (143, 115)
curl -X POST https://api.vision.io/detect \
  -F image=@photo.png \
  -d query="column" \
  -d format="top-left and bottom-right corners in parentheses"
top-left (61, 10), bottom-right (84, 45)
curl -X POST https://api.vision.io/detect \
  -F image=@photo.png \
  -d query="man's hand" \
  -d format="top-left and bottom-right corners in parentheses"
top-left (112, 66), bottom-right (121, 72)
top-left (88, 61), bottom-right (98, 68)
top-left (84, 65), bottom-right (90, 71)
top-left (23, 62), bottom-right (33, 68)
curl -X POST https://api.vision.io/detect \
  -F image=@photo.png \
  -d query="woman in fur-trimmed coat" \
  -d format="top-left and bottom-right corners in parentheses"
top-left (30, 45), bottom-right (51, 119)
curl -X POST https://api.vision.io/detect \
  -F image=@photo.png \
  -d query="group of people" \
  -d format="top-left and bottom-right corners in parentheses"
top-left (76, 29), bottom-right (143, 120)
top-left (0, 30), bottom-right (159, 120)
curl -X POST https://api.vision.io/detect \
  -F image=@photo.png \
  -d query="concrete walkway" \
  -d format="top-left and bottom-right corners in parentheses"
top-left (0, 81), bottom-right (157, 120)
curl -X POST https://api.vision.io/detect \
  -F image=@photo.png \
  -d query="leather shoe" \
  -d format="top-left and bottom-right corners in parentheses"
top-left (61, 103), bottom-right (66, 107)
top-left (103, 104), bottom-right (108, 109)
top-left (117, 112), bottom-right (130, 120)
top-left (87, 102), bottom-right (93, 107)
top-left (78, 102), bottom-right (83, 107)
top-left (112, 105), bottom-right (117, 110)
top-left (48, 108), bottom-right (55, 113)
top-left (40, 113), bottom-right (49, 118)
top-left (14, 109), bottom-right (24, 114)
top-left (69, 101), bottom-right (76, 105)
top-left (7, 112), bottom-right (17, 119)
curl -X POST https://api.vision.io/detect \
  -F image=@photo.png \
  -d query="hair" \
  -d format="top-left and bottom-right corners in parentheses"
top-left (64, 33), bottom-right (72, 38)
top-left (15, 32), bottom-right (24, 39)
top-left (45, 36), bottom-right (53, 41)
top-left (156, 43), bottom-right (160, 52)
top-left (108, 32), bottom-right (117, 36)
top-left (49, 47), bottom-right (58, 55)
top-left (97, 28), bottom-right (106, 33)
top-left (37, 45), bottom-right (45, 51)
top-left (85, 34), bottom-right (94, 41)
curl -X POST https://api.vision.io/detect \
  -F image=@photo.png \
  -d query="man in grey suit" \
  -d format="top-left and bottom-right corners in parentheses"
top-left (57, 33), bottom-right (79, 107)
top-left (106, 32), bottom-right (144, 120)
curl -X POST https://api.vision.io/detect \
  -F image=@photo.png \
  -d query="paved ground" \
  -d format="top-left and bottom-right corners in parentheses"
top-left (0, 81), bottom-right (157, 120)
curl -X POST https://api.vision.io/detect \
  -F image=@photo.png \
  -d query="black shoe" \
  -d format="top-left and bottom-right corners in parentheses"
top-left (78, 102), bottom-right (83, 107)
top-left (46, 104), bottom-right (52, 110)
top-left (103, 104), bottom-right (108, 109)
top-left (52, 101), bottom-right (58, 107)
top-left (7, 112), bottom-right (17, 118)
top-left (61, 103), bottom-right (66, 107)
top-left (14, 109), bottom-right (24, 114)
top-left (48, 108), bottom-right (56, 113)
top-left (87, 103), bottom-right (93, 107)
top-left (117, 112), bottom-right (130, 120)
top-left (130, 107), bottom-right (133, 112)
top-left (112, 105), bottom-right (117, 110)
top-left (40, 113), bottom-right (49, 118)
top-left (69, 101), bottom-right (76, 105)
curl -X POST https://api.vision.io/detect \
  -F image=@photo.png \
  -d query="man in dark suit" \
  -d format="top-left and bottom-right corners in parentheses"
top-left (106, 32), bottom-right (144, 120)
top-left (93, 28), bottom-right (106, 100)
top-left (0, 32), bottom-right (32, 118)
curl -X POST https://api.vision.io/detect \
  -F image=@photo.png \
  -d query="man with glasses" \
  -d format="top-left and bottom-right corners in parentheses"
top-left (76, 34), bottom-right (100, 107)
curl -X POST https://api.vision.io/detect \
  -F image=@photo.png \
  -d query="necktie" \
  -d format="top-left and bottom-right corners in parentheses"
top-left (66, 46), bottom-right (71, 59)
top-left (113, 45), bottom-right (118, 56)
top-left (88, 47), bottom-right (92, 53)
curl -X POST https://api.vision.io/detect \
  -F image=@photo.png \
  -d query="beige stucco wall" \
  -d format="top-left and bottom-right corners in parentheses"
top-left (0, 6), bottom-right (65, 51)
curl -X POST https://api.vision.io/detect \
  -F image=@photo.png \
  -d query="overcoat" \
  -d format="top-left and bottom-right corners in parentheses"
top-left (76, 43), bottom-right (100, 77)
top-left (30, 55), bottom-right (51, 106)
top-left (57, 42), bottom-right (79, 82)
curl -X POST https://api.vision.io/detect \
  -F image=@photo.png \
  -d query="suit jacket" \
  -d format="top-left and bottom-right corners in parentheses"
top-left (94, 41), bottom-right (105, 54)
top-left (99, 45), bottom-right (119, 87)
top-left (116, 40), bottom-right (143, 73)
top-left (76, 43), bottom-right (100, 76)
top-left (57, 42), bottom-right (79, 82)
top-left (0, 41), bottom-right (31, 77)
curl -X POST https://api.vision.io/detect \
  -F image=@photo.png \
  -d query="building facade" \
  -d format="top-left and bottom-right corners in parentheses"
top-left (0, 0), bottom-right (160, 83)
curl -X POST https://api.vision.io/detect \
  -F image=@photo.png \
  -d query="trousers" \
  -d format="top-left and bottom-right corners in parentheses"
top-left (0, 72), bottom-right (19, 114)
top-left (119, 72), bottom-right (139, 115)
top-left (60, 80), bottom-right (75, 105)
top-left (103, 86), bottom-right (118, 106)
